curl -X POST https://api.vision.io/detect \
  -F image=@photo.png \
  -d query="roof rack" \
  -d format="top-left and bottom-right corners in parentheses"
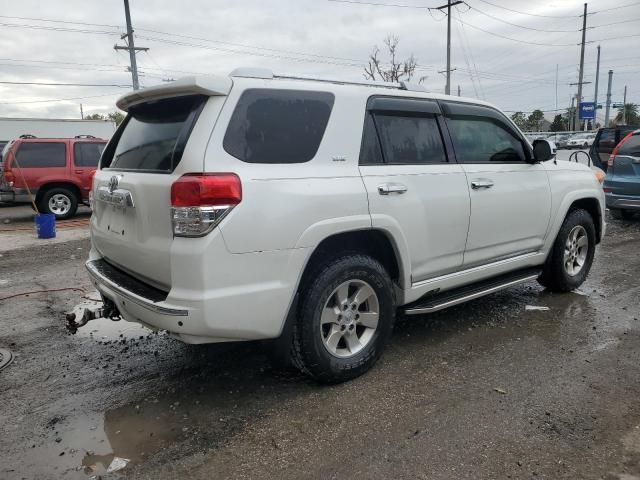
top-left (229, 67), bottom-right (428, 93)
top-left (19, 134), bottom-right (37, 139)
top-left (74, 135), bottom-right (97, 139)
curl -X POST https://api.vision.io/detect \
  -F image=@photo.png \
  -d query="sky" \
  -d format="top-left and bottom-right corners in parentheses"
top-left (0, 0), bottom-right (638, 125)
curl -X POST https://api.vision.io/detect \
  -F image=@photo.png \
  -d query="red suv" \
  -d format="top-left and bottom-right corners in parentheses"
top-left (0, 136), bottom-right (106, 219)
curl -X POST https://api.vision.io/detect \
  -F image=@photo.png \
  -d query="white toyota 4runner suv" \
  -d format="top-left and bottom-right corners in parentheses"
top-left (86, 68), bottom-right (605, 383)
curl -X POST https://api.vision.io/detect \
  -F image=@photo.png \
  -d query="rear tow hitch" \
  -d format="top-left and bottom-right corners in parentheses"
top-left (66, 298), bottom-right (121, 334)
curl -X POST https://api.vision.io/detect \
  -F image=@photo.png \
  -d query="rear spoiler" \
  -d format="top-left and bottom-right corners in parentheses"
top-left (116, 76), bottom-right (233, 112)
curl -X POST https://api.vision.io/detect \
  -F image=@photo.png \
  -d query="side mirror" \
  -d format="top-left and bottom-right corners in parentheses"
top-left (532, 139), bottom-right (555, 162)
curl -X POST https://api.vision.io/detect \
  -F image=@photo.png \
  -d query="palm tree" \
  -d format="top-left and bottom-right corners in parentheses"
top-left (613, 103), bottom-right (639, 126)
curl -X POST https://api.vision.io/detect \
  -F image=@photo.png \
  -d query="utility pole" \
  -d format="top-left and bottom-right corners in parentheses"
top-left (555, 64), bottom-right (559, 114)
top-left (457, 85), bottom-right (461, 96)
top-left (114, 0), bottom-right (148, 90)
top-left (80, 104), bottom-right (84, 120)
top-left (593, 45), bottom-right (600, 128)
top-left (570, 96), bottom-right (576, 131)
top-left (604, 69), bottom-right (613, 127)
top-left (574, 2), bottom-right (588, 131)
top-left (622, 85), bottom-right (627, 124)
top-left (436, 0), bottom-right (463, 95)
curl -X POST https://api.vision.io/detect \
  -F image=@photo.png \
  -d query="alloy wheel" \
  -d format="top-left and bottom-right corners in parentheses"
top-left (563, 225), bottom-right (588, 276)
top-left (320, 279), bottom-right (379, 358)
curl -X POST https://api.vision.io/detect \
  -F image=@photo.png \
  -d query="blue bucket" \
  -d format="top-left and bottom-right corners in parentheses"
top-left (34, 213), bottom-right (56, 239)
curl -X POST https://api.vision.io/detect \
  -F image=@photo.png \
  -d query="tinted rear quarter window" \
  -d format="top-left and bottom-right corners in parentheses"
top-left (359, 114), bottom-right (384, 165)
top-left (619, 134), bottom-right (640, 156)
top-left (105, 95), bottom-right (206, 172)
top-left (74, 142), bottom-right (106, 167)
top-left (15, 142), bottom-right (66, 168)
top-left (223, 89), bottom-right (334, 164)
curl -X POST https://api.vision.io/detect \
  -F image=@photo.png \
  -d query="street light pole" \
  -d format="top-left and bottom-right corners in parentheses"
top-left (604, 69), bottom-right (613, 127)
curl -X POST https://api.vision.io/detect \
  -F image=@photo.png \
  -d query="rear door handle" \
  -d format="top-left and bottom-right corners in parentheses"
top-left (74, 169), bottom-right (84, 174)
top-left (471, 179), bottom-right (494, 190)
top-left (378, 183), bottom-right (408, 195)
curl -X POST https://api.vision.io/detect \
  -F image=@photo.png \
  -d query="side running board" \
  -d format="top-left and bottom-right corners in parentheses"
top-left (404, 267), bottom-right (541, 316)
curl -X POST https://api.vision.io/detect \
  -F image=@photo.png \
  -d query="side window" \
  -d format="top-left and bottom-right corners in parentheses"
top-left (374, 114), bottom-right (447, 164)
top-left (359, 114), bottom-right (384, 165)
top-left (618, 134), bottom-right (640, 157)
top-left (223, 89), bottom-right (334, 164)
top-left (74, 143), bottom-right (106, 167)
top-left (15, 142), bottom-right (66, 168)
top-left (447, 116), bottom-right (526, 163)
top-left (596, 129), bottom-right (616, 150)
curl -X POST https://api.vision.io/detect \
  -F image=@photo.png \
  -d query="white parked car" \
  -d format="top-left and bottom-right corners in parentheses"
top-left (566, 133), bottom-right (596, 149)
top-left (85, 68), bottom-right (606, 383)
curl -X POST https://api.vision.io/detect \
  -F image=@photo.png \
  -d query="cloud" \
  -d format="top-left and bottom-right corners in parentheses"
top-left (0, 0), bottom-right (636, 122)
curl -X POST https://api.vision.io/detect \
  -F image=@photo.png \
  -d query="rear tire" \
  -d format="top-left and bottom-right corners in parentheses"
top-left (610, 208), bottom-right (633, 220)
top-left (538, 209), bottom-right (596, 292)
top-left (291, 254), bottom-right (395, 384)
top-left (39, 187), bottom-right (78, 220)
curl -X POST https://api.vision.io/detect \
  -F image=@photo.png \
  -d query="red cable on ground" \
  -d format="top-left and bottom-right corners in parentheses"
top-left (0, 287), bottom-right (87, 302)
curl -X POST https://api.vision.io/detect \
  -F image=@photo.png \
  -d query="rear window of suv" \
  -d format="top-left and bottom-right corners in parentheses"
top-left (104, 95), bottom-right (206, 172)
top-left (14, 142), bottom-right (66, 168)
top-left (618, 134), bottom-right (640, 156)
top-left (223, 89), bottom-right (334, 164)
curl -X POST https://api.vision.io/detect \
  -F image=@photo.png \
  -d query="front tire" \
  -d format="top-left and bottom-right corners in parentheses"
top-left (39, 188), bottom-right (78, 220)
top-left (538, 209), bottom-right (596, 292)
top-left (291, 254), bottom-right (395, 384)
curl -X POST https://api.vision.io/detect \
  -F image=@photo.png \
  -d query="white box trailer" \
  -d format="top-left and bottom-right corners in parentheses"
top-left (0, 117), bottom-right (116, 144)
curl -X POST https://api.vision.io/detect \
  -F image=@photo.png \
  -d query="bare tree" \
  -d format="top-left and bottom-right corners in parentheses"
top-left (363, 35), bottom-right (420, 83)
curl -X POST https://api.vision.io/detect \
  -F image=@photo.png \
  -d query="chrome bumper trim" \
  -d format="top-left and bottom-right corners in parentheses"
top-left (85, 261), bottom-right (188, 317)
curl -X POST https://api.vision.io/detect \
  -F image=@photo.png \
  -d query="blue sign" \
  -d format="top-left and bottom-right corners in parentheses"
top-left (580, 102), bottom-right (596, 120)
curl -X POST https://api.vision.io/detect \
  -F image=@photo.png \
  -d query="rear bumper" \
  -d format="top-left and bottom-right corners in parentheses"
top-left (0, 187), bottom-right (35, 203)
top-left (86, 231), bottom-right (310, 344)
top-left (606, 192), bottom-right (640, 210)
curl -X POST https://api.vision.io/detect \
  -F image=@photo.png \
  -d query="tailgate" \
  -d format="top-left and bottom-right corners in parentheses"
top-left (91, 83), bottom-right (230, 289)
top-left (609, 155), bottom-right (640, 196)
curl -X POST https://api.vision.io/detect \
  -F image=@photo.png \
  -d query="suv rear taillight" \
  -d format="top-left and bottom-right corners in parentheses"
top-left (609, 132), bottom-right (634, 168)
top-left (170, 173), bottom-right (242, 237)
top-left (3, 169), bottom-right (14, 186)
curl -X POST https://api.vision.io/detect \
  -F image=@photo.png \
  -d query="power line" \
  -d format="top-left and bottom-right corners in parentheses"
top-left (591, 1), bottom-right (640, 14)
top-left (136, 28), bottom-right (370, 64)
top-left (467, 5), bottom-right (579, 33)
top-left (0, 14), bottom-right (120, 29)
top-left (453, 17), bottom-right (577, 46)
top-left (0, 81), bottom-right (130, 87)
top-left (591, 17), bottom-right (640, 29)
top-left (0, 92), bottom-right (122, 105)
top-left (0, 21), bottom-right (117, 35)
top-left (471, 0), bottom-right (579, 18)
top-left (327, 0), bottom-right (429, 8)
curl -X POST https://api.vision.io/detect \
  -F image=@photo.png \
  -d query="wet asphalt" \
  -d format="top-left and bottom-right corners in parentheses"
top-left (0, 211), bottom-right (639, 480)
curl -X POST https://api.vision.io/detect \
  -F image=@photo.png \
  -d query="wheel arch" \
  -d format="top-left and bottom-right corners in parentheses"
top-left (297, 229), bottom-right (406, 292)
top-left (568, 196), bottom-right (603, 243)
top-left (35, 182), bottom-right (82, 206)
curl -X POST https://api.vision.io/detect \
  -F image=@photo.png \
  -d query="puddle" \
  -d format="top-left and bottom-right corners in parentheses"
top-left (78, 401), bottom-right (188, 476)
top-left (77, 317), bottom-right (152, 341)
top-left (70, 293), bottom-right (157, 341)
